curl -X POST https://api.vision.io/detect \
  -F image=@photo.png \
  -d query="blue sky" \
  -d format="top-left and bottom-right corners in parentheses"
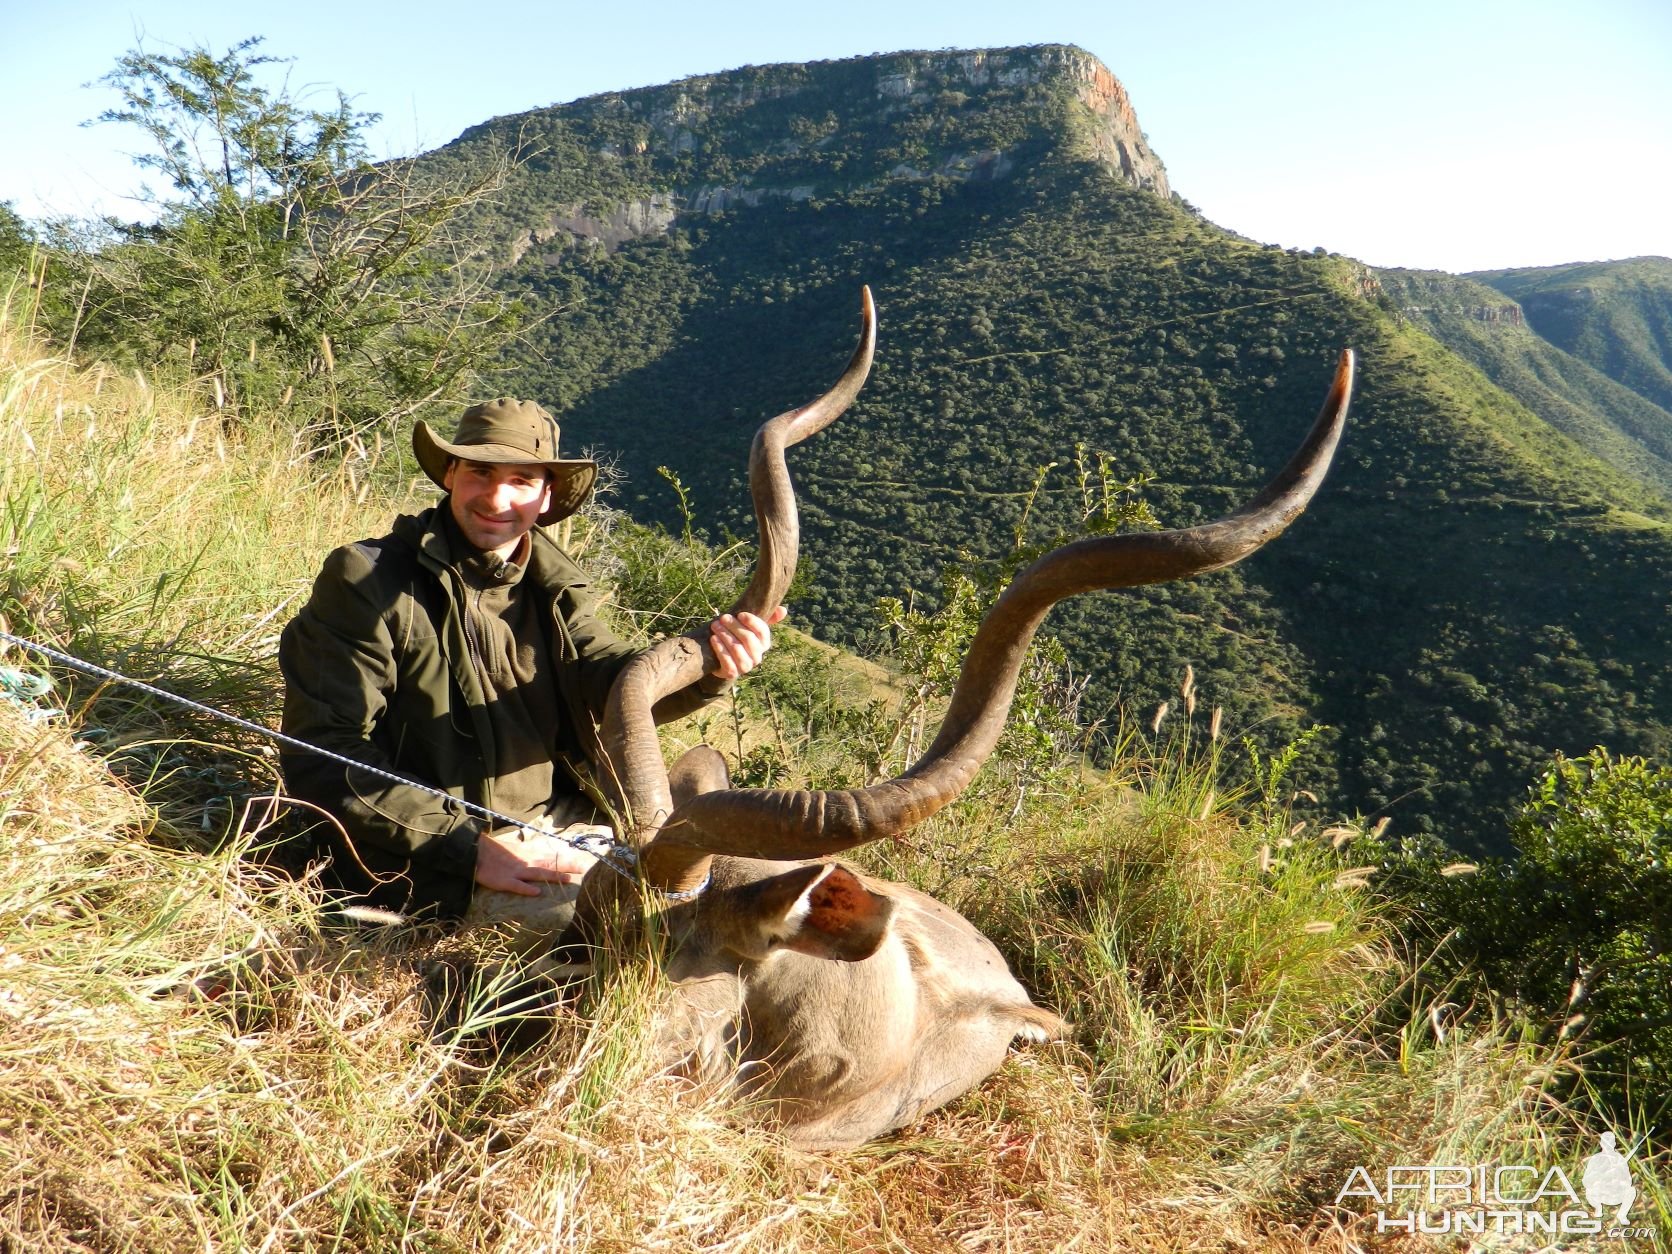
top-left (4, 0), bottom-right (1668, 273)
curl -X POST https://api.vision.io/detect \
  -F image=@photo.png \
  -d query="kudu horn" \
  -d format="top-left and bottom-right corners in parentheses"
top-left (598, 287), bottom-right (878, 865)
top-left (646, 348), bottom-right (1355, 870)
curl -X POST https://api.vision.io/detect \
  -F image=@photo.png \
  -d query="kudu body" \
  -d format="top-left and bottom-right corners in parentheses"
top-left (562, 289), bottom-right (1355, 1149)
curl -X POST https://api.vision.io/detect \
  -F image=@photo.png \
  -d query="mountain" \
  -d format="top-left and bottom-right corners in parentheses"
top-left (1376, 267), bottom-right (1672, 499)
top-left (416, 45), bottom-right (1671, 853)
top-left (1471, 258), bottom-right (1672, 416)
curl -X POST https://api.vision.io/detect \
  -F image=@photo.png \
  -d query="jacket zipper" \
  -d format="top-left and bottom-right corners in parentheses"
top-left (450, 569), bottom-right (497, 810)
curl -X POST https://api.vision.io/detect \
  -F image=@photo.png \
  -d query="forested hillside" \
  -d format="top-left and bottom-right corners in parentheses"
top-left (1378, 268), bottom-right (1672, 498)
top-left (415, 45), bottom-right (1671, 853)
top-left (1473, 257), bottom-right (1672, 416)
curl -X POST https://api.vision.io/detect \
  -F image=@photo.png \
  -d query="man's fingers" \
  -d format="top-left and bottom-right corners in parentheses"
top-left (477, 827), bottom-right (592, 893)
top-left (715, 627), bottom-right (751, 676)
top-left (733, 609), bottom-right (778, 635)
top-left (734, 612), bottom-right (773, 650)
top-left (710, 608), bottom-right (782, 677)
top-left (481, 865), bottom-right (581, 895)
top-left (709, 619), bottom-right (739, 678)
top-left (474, 863), bottom-right (546, 896)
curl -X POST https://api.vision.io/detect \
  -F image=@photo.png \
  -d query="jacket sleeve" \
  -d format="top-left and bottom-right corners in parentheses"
top-left (277, 544), bottom-right (479, 880)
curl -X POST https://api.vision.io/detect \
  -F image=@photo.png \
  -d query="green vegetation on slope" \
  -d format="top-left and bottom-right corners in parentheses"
top-left (1370, 748), bottom-right (1672, 1124)
top-left (1473, 256), bottom-right (1672, 416)
top-left (404, 50), bottom-right (1672, 853)
top-left (1379, 266), bottom-right (1672, 499)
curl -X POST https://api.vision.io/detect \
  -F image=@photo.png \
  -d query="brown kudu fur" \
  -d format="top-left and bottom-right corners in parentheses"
top-left (559, 288), bottom-right (1355, 1148)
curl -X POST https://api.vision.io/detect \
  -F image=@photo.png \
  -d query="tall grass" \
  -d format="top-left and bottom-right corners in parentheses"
top-left (1, 286), bottom-right (420, 652)
top-left (0, 283), bottom-right (430, 840)
top-left (852, 723), bottom-right (1634, 1242)
top-left (1, 291), bottom-right (1661, 1249)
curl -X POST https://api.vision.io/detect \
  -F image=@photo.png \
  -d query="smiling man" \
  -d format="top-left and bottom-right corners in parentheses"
top-left (277, 398), bottom-right (780, 931)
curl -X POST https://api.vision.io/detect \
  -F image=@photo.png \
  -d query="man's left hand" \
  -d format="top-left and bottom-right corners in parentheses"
top-left (474, 825), bottom-right (602, 896)
top-left (707, 606), bottom-right (786, 680)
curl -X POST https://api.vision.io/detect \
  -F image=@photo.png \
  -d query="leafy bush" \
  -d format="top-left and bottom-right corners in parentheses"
top-left (1369, 748), bottom-right (1672, 1120)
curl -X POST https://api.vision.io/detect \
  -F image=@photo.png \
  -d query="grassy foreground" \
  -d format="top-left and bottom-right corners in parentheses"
top-left (0, 304), bottom-right (1661, 1250)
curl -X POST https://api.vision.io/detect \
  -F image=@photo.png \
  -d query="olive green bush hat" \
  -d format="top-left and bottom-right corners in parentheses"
top-left (414, 398), bottom-right (598, 525)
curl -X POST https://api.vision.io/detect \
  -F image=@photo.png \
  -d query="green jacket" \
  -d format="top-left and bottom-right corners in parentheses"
top-left (278, 506), bottom-right (717, 918)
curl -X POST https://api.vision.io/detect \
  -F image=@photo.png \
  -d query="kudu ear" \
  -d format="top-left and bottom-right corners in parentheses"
top-left (733, 863), bottom-right (896, 963)
top-left (670, 744), bottom-right (730, 807)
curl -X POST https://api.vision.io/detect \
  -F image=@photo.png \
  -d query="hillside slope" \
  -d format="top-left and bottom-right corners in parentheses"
top-left (1472, 257), bottom-right (1672, 416)
top-left (2, 328), bottom-right (1604, 1251)
top-left (1377, 267), bottom-right (1672, 499)
top-left (420, 45), bottom-right (1671, 853)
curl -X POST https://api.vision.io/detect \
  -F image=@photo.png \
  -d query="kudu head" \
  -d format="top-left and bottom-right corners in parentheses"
top-left (564, 287), bottom-right (1354, 1147)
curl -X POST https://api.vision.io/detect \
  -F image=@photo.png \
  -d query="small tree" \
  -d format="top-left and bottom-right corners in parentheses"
top-left (1370, 748), bottom-right (1672, 1123)
top-left (62, 37), bottom-right (526, 438)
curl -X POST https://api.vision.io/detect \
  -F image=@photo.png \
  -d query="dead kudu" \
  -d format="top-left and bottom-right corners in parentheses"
top-left (555, 288), bottom-right (1355, 1149)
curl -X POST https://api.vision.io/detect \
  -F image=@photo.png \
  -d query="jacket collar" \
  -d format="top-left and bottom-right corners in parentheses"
top-left (393, 504), bottom-right (589, 594)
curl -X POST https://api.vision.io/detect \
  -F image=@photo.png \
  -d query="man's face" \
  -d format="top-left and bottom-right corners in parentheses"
top-left (443, 459), bottom-right (553, 558)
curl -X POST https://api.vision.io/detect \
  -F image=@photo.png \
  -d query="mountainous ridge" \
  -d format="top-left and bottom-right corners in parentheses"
top-left (1471, 257), bottom-right (1672, 416)
top-left (435, 43), bottom-right (1170, 267)
top-left (412, 46), bottom-right (1670, 852)
top-left (1377, 267), bottom-right (1672, 501)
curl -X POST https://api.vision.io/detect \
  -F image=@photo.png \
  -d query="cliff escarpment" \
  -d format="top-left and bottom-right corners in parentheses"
top-left (437, 45), bottom-right (1168, 263)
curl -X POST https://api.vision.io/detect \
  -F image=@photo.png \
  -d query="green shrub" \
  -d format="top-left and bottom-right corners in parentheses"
top-left (1369, 748), bottom-right (1672, 1121)
top-left (46, 38), bottom-right (522, 441)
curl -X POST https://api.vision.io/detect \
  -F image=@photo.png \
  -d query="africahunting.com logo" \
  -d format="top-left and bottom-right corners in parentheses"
top-left (1336, 1132), bottom-right (1654, 1239)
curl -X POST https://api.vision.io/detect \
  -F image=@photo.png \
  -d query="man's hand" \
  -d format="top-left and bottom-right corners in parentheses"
top-left (707, 605), bottom-right (787, 680)
top-left (473, 824), bottom-right (604, 896)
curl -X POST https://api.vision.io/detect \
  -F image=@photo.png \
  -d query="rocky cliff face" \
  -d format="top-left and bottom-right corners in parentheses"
top-left (866, 47), bottom-right (1169, 197)
top-left (487, 45), bottom-right (1170, 262)
top-left (1398, 301), bottom-right (1525, 327)
top-left (1029, 47), bottom-right (1170, 196)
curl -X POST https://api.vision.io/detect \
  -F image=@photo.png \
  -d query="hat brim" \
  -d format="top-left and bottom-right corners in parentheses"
top-left (414, 422), bottom-right (598, 525)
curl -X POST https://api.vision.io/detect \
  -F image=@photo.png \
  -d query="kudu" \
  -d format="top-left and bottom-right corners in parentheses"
top-left (561, 288), bottom-right (1354, 1150)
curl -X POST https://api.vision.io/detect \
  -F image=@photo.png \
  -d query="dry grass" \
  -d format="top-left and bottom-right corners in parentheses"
top-left (0, 334), bottom-right (413, 655)
top-left (0, 698), bottom-right (1601, 1250)
top-left (1, 292), bottom-right (1653, 1251)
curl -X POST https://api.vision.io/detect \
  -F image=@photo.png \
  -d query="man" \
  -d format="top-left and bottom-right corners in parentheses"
top-left (278, 397), bottom-right (781, 929)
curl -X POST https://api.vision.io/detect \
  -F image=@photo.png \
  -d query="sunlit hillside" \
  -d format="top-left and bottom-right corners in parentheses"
top-left (406, 45), bottom-right (1672, 855)
top-left (1472, 257), bottom-right (1672, 417)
